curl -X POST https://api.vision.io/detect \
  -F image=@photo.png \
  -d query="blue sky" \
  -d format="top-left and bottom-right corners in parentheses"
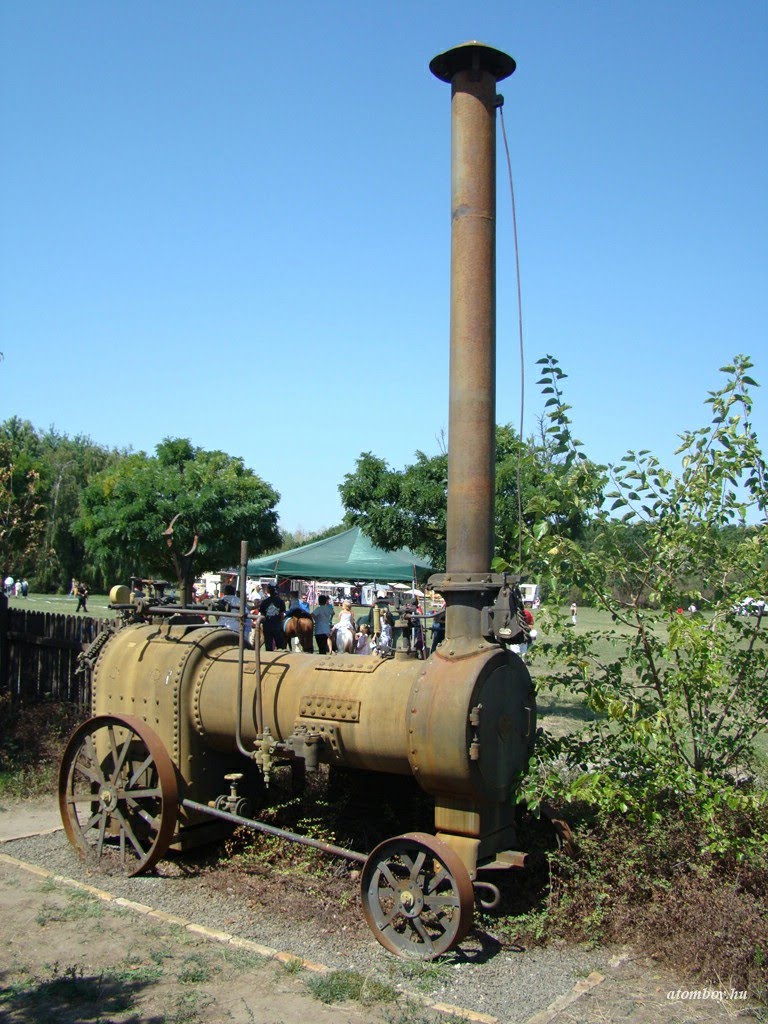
top-left (2, 1), bottom-right (766, 535)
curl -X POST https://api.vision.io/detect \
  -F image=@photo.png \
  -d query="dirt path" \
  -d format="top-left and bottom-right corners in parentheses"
top-left (0, 856), bottom-right (405, 1024)
top-left (0, 799), bottom-right (763, 1024)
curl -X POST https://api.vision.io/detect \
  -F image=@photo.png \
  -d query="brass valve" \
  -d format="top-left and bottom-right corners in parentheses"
top-left (254, 727), bottom-right (276, 785)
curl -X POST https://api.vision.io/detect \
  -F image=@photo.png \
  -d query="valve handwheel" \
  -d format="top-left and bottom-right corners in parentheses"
top-left (360, 831), bottom-right (474, 958)
top-left (58, 714), bottom-right (178, 876)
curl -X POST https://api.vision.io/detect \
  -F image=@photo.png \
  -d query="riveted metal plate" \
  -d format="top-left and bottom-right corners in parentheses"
top-left (299, 697), bottom-right (360, 722)
top-left (314, 658), bottom-right (381, 673)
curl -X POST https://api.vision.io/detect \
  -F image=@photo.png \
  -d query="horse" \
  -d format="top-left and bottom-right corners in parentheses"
top-left (284, 614), bottom-right (315, 653)
top-left (331, 622), bottom-right (355, 654)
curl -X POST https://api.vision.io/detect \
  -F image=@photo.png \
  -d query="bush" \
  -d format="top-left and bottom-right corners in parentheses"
top-left (540, 805), bottom-right (768, 1002)
top-left (0, 697), bottom-right (82, 797)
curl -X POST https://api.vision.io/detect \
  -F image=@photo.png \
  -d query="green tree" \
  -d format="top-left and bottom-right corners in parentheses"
top-left (0, 418), bottom-right (120, 591)
top-left (75, 438), bottom-right (281, 599)
top-left (497, 355), bottom-right (768, 854)
top-left (339, 450), bottom-right (448, 566)
top-left (0, 435), bottom-right (46, 583)
top-left (36, 429), bottom-right (121, 592)
top-left (339, 425), bottom-right (604, 570)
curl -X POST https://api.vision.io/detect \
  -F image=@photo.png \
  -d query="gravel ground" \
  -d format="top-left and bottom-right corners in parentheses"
top-left (3, 827), bottom-right (610, 1023)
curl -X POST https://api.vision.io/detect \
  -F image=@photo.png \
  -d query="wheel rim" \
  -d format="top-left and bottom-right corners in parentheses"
top-left (360, 831), bottom-right (474, 959)
top-left (58, 714), bottom-right (178, 876)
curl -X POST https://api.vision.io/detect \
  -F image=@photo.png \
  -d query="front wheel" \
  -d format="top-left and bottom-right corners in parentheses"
top-left (360, 831), bottom-right (474, 959)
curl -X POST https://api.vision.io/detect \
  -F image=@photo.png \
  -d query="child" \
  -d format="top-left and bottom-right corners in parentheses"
top-left (375, 610), bottom-right (394, 656)
top-left (355, 623), bottom-right (371, 655)
top-left (333, 600), bottom-right (356, 653)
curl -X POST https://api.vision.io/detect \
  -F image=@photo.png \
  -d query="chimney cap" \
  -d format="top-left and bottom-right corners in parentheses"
top-left (429, 41), bottom-right (516, 84)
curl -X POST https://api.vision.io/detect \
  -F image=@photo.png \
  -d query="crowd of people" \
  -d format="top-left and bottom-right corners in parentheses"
top-left (207, 583), bottom-right (540, 662)
top-left (2, 572), bottom-right (539, 658)
top-left (208, 583), bottom-right (452, 659)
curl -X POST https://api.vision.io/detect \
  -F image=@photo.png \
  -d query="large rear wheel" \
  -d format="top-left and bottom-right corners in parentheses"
top-left (58, 714), bottom-right (178, 876)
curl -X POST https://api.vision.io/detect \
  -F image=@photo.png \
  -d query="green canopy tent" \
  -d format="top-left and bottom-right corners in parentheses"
top-left (246, 527), bottom-right (432, 583)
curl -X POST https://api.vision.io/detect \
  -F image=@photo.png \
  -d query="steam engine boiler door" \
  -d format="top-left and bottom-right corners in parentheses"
top-left (474, 663), bottom-right (534, 801)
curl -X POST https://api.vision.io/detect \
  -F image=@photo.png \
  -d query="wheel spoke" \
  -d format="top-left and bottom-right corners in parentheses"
top-left (72, 764), bottom-right (102, 788)
top-left (67, 793), bottom-right (103, 811)
top-left (379, 863), bottom-right (401, 893)
top-left (121, 787), bottom-right (162, 802)
top-left (424, 893), bottom-right (461, 909)
top-left (124, 798), bottom-right (162, 829)
top-left (106, 724), bottom-right (121, 778)
top-left (412, 914), bottom-right (437, 950)
top-left (378, 901), bottom-right (405, 930)
top-left (427, 866), bottom-right (449, 892)
top-left (82, 808), bottom-right (103, 833)
top-left (113, 806), bottom-right (149, 859)
top-left (128, 754), bottom-right (155, 789)
top-left (409, 850), bottom-right (427, 881)
top-left (112, 730), bottom-right (134, 780)
top-left (79, 736), bottom-right (106, 786)
top-left (95, 809), bottom-right (108, 858)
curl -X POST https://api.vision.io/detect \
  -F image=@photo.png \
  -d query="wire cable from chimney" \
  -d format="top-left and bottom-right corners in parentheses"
top-left (498, 99), bottom-right (525, 572)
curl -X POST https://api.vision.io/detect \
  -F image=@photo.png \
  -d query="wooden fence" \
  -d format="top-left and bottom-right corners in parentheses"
top-left (0, 599), bottom-right (110, 708)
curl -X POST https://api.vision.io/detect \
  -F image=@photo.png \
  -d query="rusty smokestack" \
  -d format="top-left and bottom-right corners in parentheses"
top-left (430, 41), bottom-right (515, 641)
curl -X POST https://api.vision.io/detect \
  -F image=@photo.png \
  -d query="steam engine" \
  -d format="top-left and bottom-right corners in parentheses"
top-left (58, 41), bottom-right (537, 960)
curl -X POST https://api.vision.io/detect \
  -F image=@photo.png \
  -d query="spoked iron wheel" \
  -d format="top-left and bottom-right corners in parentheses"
top-left (360, 831), bottom-right (474, 959)
top-left (58, 714), bottom-right (178, 876)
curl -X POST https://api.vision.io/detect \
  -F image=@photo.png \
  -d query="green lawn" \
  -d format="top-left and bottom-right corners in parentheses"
top-left (529, 604), bottom-right (768, 766)
top-left (6, 592), bottom-right (117, 618)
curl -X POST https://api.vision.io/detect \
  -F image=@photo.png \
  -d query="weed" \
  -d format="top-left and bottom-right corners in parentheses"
top-left (112, 961), bottom-right (164, 984)
top-left (400, 953), bottom-right (458, 991)
top-left (382, 1004), bottom-right (466, 1024)
top-left (149, 943), bottom-right (176, 965)
top-left (35, 890), bottom-right (103, 925)
top-left (178, 953), bottom-right (215, 984)
top-left (113, 951), bottom-right (165, 984)
top-left (167, 989), bottom-right (215, 1023)
top-left (532, 805), bottom-right (768, 1000)
top-left (280, 956), bottom-right (304, 975)
top-left (220, 946), bottom-right (268, 971)
top-left (307, 968), bottom-right (398, 1005)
